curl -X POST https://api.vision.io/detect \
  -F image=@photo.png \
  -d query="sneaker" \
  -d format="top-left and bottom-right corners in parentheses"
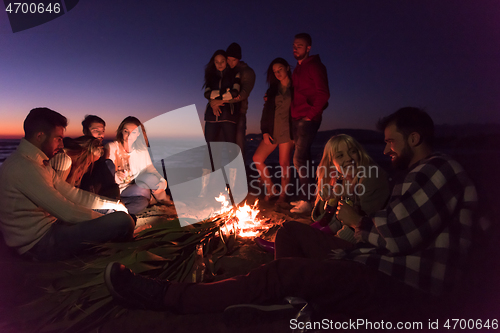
top-left (290, 200), bottom-right (312, 214)
top-left (105, 262), bottom-right (170, 310)
top-left (223, 303), bottom-right (297, 327)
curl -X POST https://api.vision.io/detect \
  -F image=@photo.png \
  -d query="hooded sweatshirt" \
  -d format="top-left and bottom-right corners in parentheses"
top-left (291, 55), bottom-right (330, 121)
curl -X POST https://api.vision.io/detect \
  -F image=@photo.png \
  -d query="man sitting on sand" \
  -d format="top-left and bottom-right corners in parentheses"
top-left (103, 107), bottom-right (477, 319)
top-left (0, 108), bottom-right (135, 261)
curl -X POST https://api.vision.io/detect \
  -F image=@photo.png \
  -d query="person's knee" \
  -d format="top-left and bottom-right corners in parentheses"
top-left (105, 159), bottom-right (116, 176)
top-left (293, 146), bottom-right (306, 164)
top-left (276, 220), bottom-right (302, 239)
top-left (112, 211), bottom-right (135, 240)
top-left (282, 220), bottom-right (303, 230)
top-left (122, 196), bottom-right (149, 215)
top-left (292, 155), bottom-right (300, 170)
top-left (252, 155), bottom-right (263, 166)
top-left (279, 161), bottom-right (290, 174)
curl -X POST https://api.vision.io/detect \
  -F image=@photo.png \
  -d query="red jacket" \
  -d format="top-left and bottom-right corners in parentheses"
top-left (291, 55), bottom-right (330, 121)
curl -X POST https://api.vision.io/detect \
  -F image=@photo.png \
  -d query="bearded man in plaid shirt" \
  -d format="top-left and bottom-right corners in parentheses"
top-left (104, 107), bottom-right (477, 320)
top-left (334, 107), bottom-right (477, 294)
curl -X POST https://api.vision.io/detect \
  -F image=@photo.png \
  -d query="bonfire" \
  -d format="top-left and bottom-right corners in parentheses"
top-left (14, 192), bottom-right (283, 333)
top-left (213, 193), bottom-right (272, 238)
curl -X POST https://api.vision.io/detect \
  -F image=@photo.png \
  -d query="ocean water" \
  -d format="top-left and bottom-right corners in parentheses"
top-left (0, 139), bottom-right (20, 166)
top-left (0, 138), bottom-right (215, 168)
top-left (0, 138), bottom-right (251, 170)
top-left (148, 137), bottom-right (210, 169)
top-left (1, 137), bottom-right (497, 182)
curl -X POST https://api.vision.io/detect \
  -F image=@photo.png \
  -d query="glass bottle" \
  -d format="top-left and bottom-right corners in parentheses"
top-left (316, 176), bottom-right (344, 227)
top-left (191, 244), bottom-right (206, 283)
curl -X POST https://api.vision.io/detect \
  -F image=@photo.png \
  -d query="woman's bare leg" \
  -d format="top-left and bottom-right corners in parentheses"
top-left (252, 140), bottom-right (278, 199)
top-left (277, 141), bottom-right (294, 202)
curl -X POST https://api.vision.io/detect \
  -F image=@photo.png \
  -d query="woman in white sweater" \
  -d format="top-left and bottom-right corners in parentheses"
top-left (105, 116), bottom-right (168, 214)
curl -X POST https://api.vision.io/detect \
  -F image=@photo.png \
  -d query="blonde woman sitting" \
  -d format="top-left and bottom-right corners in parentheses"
top-left (311, 134), bottom-right (390, 243)
top-left (256, 134), bottom-right (390, 255)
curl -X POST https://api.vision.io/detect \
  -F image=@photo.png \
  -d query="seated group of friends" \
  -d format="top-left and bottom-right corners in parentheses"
top-left (50, 114), bottom-right (171, 215)
top-left (0, 109), bottom-right (170, 261)
top-left (0, 106), bottom-right (478, 320)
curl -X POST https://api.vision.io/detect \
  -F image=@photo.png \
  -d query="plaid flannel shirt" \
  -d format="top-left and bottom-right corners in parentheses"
top-left (334, 153), bottom-right (477, 295)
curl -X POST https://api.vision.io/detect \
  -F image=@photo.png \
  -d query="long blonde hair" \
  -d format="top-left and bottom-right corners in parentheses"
top-left (316, 134), bottom-right (374, 203)
top-left (65, 136), bottom-right (104, 187)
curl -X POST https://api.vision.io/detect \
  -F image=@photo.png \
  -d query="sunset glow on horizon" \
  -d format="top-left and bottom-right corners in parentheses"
top-left (1, 1), bottom-right (499, 140)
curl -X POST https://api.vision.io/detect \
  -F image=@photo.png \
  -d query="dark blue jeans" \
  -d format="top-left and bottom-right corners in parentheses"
top-left (275, 221), bottom-right (353, 259)
top-left (26, 212), bottom-right (135, 261)
top-left (204, 121), bottom-right (238, 170)
top-left (121, 182), bottom-right (151, 215)
top-left (235, 113), bottom-right (247, 160)
top-left (163, 221), bottom-right (426, 315)
top-left (164, 256), bottom-right (423, 316)
top-left (292, 118), bottom-right (321, 201)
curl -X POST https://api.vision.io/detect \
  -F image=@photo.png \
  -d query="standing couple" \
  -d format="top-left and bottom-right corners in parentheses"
top-left (200, 43), bottom-right (256, 196)
top-left (252, 33), bottom-right (330, 211)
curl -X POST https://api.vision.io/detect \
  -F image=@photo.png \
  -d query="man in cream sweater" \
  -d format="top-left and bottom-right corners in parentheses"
top-left (0, 108), bottom-right (134, 261)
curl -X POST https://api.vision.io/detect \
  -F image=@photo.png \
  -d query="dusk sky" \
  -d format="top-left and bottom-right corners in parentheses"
top-left (1, 0), bottom-right (499, 139)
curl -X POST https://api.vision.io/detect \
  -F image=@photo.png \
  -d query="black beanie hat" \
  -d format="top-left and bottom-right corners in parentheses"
top-left (226, 43), bottom-right (242, 60)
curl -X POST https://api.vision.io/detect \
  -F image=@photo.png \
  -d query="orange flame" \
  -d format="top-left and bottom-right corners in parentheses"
top-left (215, 193), bottom-right (270, 238)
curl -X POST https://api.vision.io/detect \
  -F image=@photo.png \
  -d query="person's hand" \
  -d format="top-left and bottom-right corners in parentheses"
top-left (303, 117), bottom-right (311, 121)
top-left (210, 99), bottom-right (224, 117)
top-left (336, 201), bottom-right (362, 227)
top-left (212, 106), bottom-right (221, 117)
top-left (210, 99), bottom-right (225, 108)
top-left (263, 133), bottom-right (274, 145)
top-left (233, 95), bottom-right (241, 101)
